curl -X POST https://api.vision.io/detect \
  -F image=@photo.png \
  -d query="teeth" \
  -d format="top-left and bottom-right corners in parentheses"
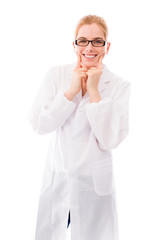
top-left (85, 55), bottom-right (96, 58)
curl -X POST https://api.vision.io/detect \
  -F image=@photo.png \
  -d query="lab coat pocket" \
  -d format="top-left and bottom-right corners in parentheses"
top-left (92, 159), bottom-right (114, 196)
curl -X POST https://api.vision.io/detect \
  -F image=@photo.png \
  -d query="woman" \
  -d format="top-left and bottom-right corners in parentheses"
top-left (28, 15), bottom-right (131, 240)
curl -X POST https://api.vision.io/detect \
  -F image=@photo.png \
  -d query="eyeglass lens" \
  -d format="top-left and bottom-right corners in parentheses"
top-left (76, 39), bottom-right (105, 47)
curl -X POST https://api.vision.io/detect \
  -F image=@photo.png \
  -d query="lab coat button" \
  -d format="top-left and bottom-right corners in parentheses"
top-left (68, 172), bottom-right (74, 178)
top-left (68, 173), bottom-right (72, 178)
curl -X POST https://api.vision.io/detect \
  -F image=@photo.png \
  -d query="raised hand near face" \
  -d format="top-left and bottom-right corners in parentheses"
top-left (65, 53), bottom-right (103, 102)
top-left (85, 55), bottom-right (103, 94)
top-left (71, 52), bottom-right (88, 94)
top-left (65, 53), bottom-right (88, 100)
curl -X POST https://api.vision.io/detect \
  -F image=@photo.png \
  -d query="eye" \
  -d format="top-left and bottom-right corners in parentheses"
top-left (76, 39), bottom-right (88, 46)
top-left (96, 40), bottom-right (103, 43)
top-left (93, 40), bottom-right (104, 46)
top-left (77, 40), bottom-right (88, 44)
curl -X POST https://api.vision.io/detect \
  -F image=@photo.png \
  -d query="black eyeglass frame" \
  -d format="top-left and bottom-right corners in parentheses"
top-left (75, 39), bottom-right (106, 47)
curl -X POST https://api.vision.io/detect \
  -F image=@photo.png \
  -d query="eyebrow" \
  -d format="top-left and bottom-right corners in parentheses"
top-left (77, 37), bottom-right (104, 40)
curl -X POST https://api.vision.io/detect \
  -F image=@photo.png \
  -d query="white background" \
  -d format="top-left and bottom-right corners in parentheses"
top-left (0, 0), bottom-right (160, 239)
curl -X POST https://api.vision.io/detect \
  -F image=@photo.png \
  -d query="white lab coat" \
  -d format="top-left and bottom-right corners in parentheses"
top-left (28, 63), bottom-right (130, 240)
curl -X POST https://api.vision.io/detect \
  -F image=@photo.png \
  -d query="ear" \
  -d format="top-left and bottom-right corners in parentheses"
top-left (73, 41), bottom-right (76, 52)
top-left (105, 42), bottom-right (111, 55)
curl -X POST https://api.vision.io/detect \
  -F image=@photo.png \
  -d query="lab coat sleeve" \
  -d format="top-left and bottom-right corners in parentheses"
top-left (85, 81), bottom-right (131, 150)
top-left (28, 68), bottom-right (76, 134)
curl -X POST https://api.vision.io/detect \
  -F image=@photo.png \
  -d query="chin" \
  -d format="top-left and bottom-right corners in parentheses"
top-left (82, 61), bottom-right (97, 69)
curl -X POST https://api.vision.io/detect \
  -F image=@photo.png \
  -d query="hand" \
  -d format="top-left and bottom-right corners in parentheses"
top-left (69, 52), bottom-right (88, 96)
top-left (86, 55), bottom-right (103, 94)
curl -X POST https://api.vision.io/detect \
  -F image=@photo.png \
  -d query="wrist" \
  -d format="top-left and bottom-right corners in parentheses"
top-left (65, 89), bottom-right (76, 101)
top-left (88, 89), bottom-right (101, 103)
top-left (87, 88), bottom-right (99, 96)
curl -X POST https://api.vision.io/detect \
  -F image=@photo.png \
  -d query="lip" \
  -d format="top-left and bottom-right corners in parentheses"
top-left (82, 53), bottom-right (98, 60)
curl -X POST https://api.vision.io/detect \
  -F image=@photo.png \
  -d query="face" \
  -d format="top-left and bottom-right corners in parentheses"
top-left (73, 23), bottom-right (110, 68)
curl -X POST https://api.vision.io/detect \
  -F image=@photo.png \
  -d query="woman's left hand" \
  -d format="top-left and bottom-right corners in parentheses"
top-left (86, 55), bottom-right (103, 94)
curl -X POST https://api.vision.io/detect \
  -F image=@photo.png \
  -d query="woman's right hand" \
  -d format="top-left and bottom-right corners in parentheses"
top-left (65, 53), bottom-right (87, 100)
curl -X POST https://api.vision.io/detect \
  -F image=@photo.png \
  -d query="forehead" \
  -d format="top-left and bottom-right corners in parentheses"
top-left (77, 23), bottom-right (105, 39)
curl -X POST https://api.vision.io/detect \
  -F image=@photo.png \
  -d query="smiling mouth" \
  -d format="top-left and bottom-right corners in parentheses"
top-left (82, 54), bottom-right (97, 59)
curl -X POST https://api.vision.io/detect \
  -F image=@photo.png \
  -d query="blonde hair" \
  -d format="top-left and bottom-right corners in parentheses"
top-left (75, 15), bottom-right (108, 40)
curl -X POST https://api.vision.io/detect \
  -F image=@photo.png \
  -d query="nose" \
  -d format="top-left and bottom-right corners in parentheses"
top-left (85, 42), bottom-right (94, 51)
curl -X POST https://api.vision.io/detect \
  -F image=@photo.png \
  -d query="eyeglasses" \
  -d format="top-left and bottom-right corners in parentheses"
top-left (75, 38), bottom-right (106, 47)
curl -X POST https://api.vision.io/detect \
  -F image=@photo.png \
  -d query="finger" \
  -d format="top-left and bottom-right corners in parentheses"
top-left (80, 73), bottom-right (87, 78)
top-left (98, 55), bottom-right (103, 68)
top-left (88, 67), bottom-right (96, 70)
top-left (81, 76), bottom-right (87, 81)
top-left (79, 67), bottom-right (88, 72)
top-left (86, 68), bottom-right (95, 73)
top-left (76, 52), bottom-right (82, 68)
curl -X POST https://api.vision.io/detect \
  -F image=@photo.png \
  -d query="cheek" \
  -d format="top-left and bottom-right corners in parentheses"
top-left (99, 48), bottom-right (105, 55)
top-left (75, 46), bottom-right (82, 54)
